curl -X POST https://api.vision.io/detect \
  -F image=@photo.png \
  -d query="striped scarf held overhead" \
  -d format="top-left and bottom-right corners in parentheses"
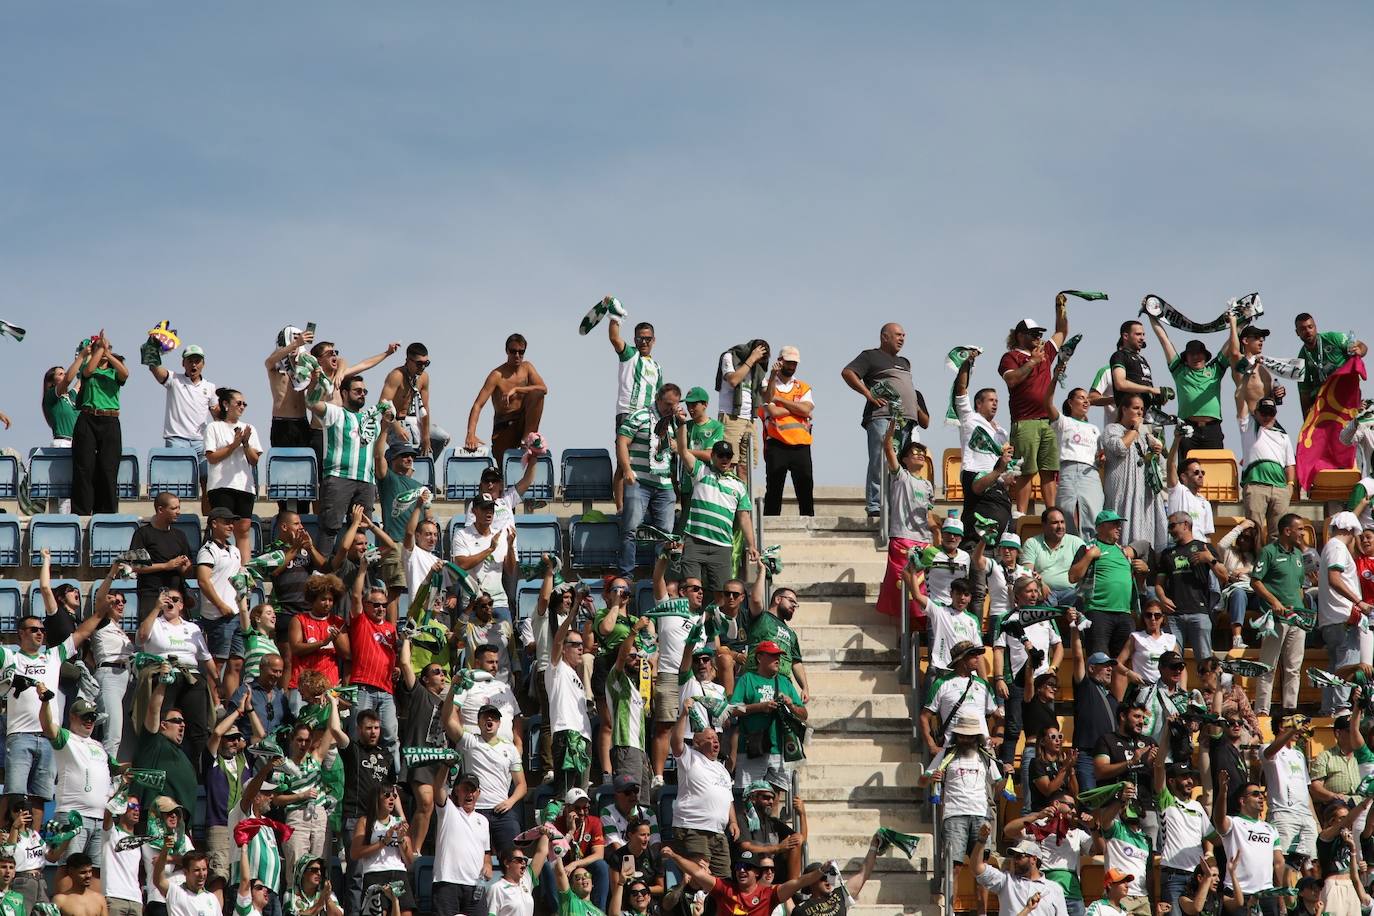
top-left (944, 346), bottom-right (983, 425)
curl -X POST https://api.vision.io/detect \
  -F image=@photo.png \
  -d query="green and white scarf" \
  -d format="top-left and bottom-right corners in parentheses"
top-left (944, 346), bottom-right (982, 426)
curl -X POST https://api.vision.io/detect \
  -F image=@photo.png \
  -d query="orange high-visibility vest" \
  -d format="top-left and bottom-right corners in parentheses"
top-left (760, 380), bottom-right (813, 445)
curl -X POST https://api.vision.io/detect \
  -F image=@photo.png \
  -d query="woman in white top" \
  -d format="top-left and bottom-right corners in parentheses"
top-left (876, 421), bottom-right (936, 619)
top-left (1116, 598), bottom-right (1178, 688)
top-left (1215, 519), bottom-right (1259, 652)
top-left (350, 784), bottom-right (417, 915)
top-left (487, 833), bottom-right (552, 916)
top-left (1046, 382), bottom-right (1103, 541)
top-left (204, 387), bottom-right (263, 563)
top-left (90, 564), bottom-right (136, 758)
top-left (134, 582), bottom-right (220, 770)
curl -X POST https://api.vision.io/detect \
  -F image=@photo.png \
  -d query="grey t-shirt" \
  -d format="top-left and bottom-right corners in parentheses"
top-left (843, 348), bottom-right (923, 424)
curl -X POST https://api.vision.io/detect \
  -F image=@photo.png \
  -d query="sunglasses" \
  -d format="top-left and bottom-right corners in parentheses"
top-left (635, 336), bottom-right (654, 344)
top-left (629, 888), bottom-right (650, 896)
top-left (163, 718), bottom-right (186, 726)
top-left (1143, 612), bottom-right (1164, 619)
top-left (366, 600), bottom-right (388, 607)
top-left (423, 668), bottom-right (445, 677)
top-left (724, 590), bottom-right (745, 598)
top-left (682, 585), bottom-right (703, 593)
top-left (507, 348), bottom-right (525, 356)
top-left (509, 857), bottom-right (530, 865)
top-left (619, 786), bottom-right (641, 795)
top-left (77, 713), bottom-right (98, 723)
top-left (607, 586), bottom-right (629, 594)
top-left (351, 388), bottom-right (369, 396)
top-left (413, 359), bottom-right (431, 369)
top-left (565, 642), bottom-right (585, 649)
top-left (20, 626), bottom-right (43, 633)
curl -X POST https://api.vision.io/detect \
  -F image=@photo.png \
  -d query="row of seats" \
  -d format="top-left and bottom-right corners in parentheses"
top-left (16, 446), bottom-right (619, 504)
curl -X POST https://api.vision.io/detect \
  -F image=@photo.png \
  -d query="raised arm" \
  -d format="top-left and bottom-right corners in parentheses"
top-left (341, 343), bottom-right (399, 378)
top-left (1068, 608), bottom-right (1087, 683)
top-left (464, 370), bottom-right (501, 449)
top-left (264, 330), bottom-right (312, 372)
top-left (673, 421), bottom-right (698, 477)
top-left (608, 315), bottom-right (626, 355)
top-left (661, 846), bottom-right (717, 894)
top-left (398, 629), bottom-right (416, 691)
top-left (38, 548), bottom-right (57, 613)
top-left (882, 419), bottom-right (900, 473)
top-left (1148, 316), bottom-right (1178, 365)
top-left (671, 696), bottom-right (694, 757)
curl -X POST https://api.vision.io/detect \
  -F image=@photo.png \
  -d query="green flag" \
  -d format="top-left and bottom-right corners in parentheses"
top-left (1076, 781), bottom-right (1128, 810)
top-left (130, 769), bottom-right (167, 792)
top-left (873, 828), bottom-right (921, 858)
top-left (402, 746), bottom-right (461, 767)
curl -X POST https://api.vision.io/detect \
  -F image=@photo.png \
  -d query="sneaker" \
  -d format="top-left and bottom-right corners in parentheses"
top-left (539, 771), bottom-right (555, 786)
top-left (651, 775), bottom-right (665, 791)
top-left (1011, 508), bottom-right (1025, 520)
top-left (1231, 635), bottom-right (1246, 651)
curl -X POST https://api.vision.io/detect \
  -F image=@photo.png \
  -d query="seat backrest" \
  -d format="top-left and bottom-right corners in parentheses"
top-left (89, 514), bottom-right (142, 564)
top-left (569, 517), bottom-right (621, 570)
top-left (411, 455), bottom-right (436, 491)
top-left (266, 448), bottom-right (319, 499)
top-left (28, 449), bottom-right (74, 499)
top-left (513, 514), bottom-right (561, 561)
top-left (1309, 468), bottom-right (1362, 501)
top-left (28, 514), bottom-right (82, 565)
top-left (148, 447), bottom-right (201, 498)
top-left (444, 453), bottom-right (495, 500)
top-left (515, 579), bottom-right (542, 623)
top-left (0, 518), bottom-right (20, 567)
top-left (633, 579), bottom-right (656, 615)
top-left (0, 583), bottom-right (21, 634)
top-left (503, 449), bottom-right (553, 500)
top-left (1187, 448), bottom-right (1239, 501)
top-left (445, 515), bottom-right (469, 555)
top-left (173, 514), bottom-right (205, 552)
top-left (0, 454), bottom-right (18, 498)
top-left (942, 448), bottom-right (963, 501)
top-left (117, 448), bottom-right (140, 500)
top-left (561, 448), bottom-right (613, 502)
top-left (29, 579), bottom-right (80, 616)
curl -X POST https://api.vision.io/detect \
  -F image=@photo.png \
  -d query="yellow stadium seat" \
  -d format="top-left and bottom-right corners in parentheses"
top-left (1308, 468), bottom-right (1362, 502)
top-left (943, 449), bottom-right (963, 501)
top-left (1187, 448), bottom-right (1240, 502)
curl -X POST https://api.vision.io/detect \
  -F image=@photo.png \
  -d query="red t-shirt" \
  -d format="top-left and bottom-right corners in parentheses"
top-left (289, 612), bottom-right (345, 688)
top-left (348, 613), bottom-right (398, 692)
top-left (554, 813), bottom-right (606, 858)
top-left (998, 340), bottom-right (1058, 422)
top-left (1357, 554), bottom-right (1374, 604)
top-left (710, 878), bottom-right (781, 916)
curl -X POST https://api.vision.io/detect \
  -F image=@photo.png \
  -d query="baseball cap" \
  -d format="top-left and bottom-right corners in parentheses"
top-left (1167, 763), bottom-right (1199, 781)
top-left (457, 772), bottom-right (481, 789)
top-left (1240, 325), bottom-right (1271, 339)
top-left (472, 493), bottom-right (498, 511)
top-left (746, 780), bottom-right (775, 796)
top-left (779, 345), bottom-right (801, 362)
top-left (684, 386), bottom-right (710, 404)
top-left (941, 517), bottom-right (964, 535)
top-left (182, 345), bottom-right (205, 359)
top-left (998, 533), bottom-right (1022, 549)
top-left (692, 647), bottom-right (716, 660)
top-left (1104, 867), bottom-right (1133, 885)
top-left (71, 699), bottom-right (99, 718)
top-left (1086, 652), bottom-right (1116, 667)
top-left (479, 467), bottom-right (504, 483)
top-left (754, 640), bottom-right (784, 656)
top-left (564, 787), bottom-right (589, 805)
top-left (1013, 319), bottom-right (1047, 335)
top-left (1008, 838), bottom-right (1042, 857)
top-left (207, 507), bottom-right (239, 522)
top-left (1094, 509), bottom-right (1127, 525)
top-left (477, 704), bottom-right (503, 720)
top-left (711, 440), bottom-right (735, 461)
top-left (1158, 650), bottom-right (1185, 668)
top-left (1256, 396), bottom-right (1279, 414)
top-left (612, 774), bottom-right (640, 792)
top-left (386, 442), bottom-right (419, 461)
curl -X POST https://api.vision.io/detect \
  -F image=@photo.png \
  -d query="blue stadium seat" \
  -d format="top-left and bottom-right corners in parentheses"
top-left (396, 592), bottom-right (412, 619)
top-left (411, 455), bottom-right (436, 492)
top-left (30, 579), bottom-right (79, 615)
top-left (513, 515), bottom-right (560, 566)
top-left (515, 578), bottom-right (542, 623)
top-left (269, 513), bottom-right (320, 546)
top-left (0, 517), bottom-right (19, 567)
top-left (633, 579), bottom-right (656, 614)
top-left (183, 578), bottom-right (202, 612)
top-left (247, 515), bottom-right (266, 556)
top-left (0, 582), bottom-right (21, 633)
top-left (444, 452), bottom-right (494, 501)
top-left (503, 449), bottom-right (553, 501)
top-left (173, 514), bottom-right (204, 552)
top-left (0, 453), bottom-right (18, 499)
top-left (445, 515), bottom-right (469, 556)
top-left (29, 514), bottom-right (82, 566)
top-left (569, 515), bottom-right (621, 570)
top-left (28, 449), bottom-right (73, 500)
top-left (560, 448), bottom-right (614, 502)
top-left (147, 447), bottom-right (201, 499)
top-left (116, 448), bottom-right (140, 500)
top-left (266, 448), bottom-right (318, 502)
top-left (413, 857), bottom-right (434, 916)
top-left (88, 514), bottom-right (140, 566)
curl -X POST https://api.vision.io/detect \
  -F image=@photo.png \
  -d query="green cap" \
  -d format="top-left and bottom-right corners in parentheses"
top-left (684, 386), bottom-right (710, 404)
top-left (182, 345), bottom-right (205, 359)
top-left (1094, 509), bottom-right (1127, 525)
top-left (746, 780), bottom-right (774, 795)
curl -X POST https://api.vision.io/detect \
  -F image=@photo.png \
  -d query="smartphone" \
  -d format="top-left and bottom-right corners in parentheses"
top-left (304, 322), bottom-right (317, 338)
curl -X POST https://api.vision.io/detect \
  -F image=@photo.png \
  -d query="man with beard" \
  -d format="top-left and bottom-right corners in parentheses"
top-left (759, 346), bottom-right (815, 517)
top-left (789, 839), bottom-right (880, 916)
top-left (1109, 320), bottom-right (1163, 415)
top-left (306, 370), bottom-right (380, 555)
top-left (1294, 312), bottom-right (1367, 418)
top-left (970, 824), bottom-right (1069, 915)
top-left (744, 586), bottom-right (808, 701)
top-left (1093, 703), bottom-right (1158, 813)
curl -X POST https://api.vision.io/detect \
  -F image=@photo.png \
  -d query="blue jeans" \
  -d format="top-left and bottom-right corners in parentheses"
top-left (6, 732), bottom-right (54, 799)
top-left (198, 614), bottom-right (245, 661)
top-left (1168, 611), bottom-right (1214, 660)
top-left (95, 666), bottom-right (131, 759)
top-left (1161, 867), bottom-right (1193, 914)
top-left (164, 435), bottom-right (208, 483)
top-left (1047, 586), bottom-right (1080, 609)
top-left (1074, 752), bottom-right (1097, 792)
top-left (348, 685), bottom-right (400, 771)
top-left (862, 418), bottom-right (911, 515)
top-left (998, 677), bottom-right (1024, 768)
top-left (541, 859), bottom-right (609, 912)
top-left (618, 482), bottom-right (675, 576)
top-left (1020, 743), bottom-right (1038, 814)
top-left (1063, 897), bottom-right (1085, 916)
top-left (1321, 622), bottom-right (1362, 713)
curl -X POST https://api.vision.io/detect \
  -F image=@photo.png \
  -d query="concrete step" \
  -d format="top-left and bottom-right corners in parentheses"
top-left (794, 779), bottom-right (920, 802)
top-left (807, 834), bottom-right (932, 871)
top-left (766, 538), bottom-right (882, 560)
top-left (800, 760), bottom-right (924, 789)
top-left (794, 624), bottom-right (900, 653)
top-left (802, 798), bottom-right (928, 834)
top-left (792, 599), bottom-right (879, 626)
top-left (803, 736), bottom-right (920, 766)
top-left (800, 642), bottom-right (900, 666)
top-left (850, 906), bottom-right (940, 916)
top-left (763, 515), bottom-right (880, 534)
top-left (794, 578), bottom-right (883, 599)
top-left (805, 666), bottom-right (903, 695)
top-left (852, 873), bottom-right (931, 906)
top-left (805, 691), bottom-right (911, 728)
top-left (774, 559), bottom-right (888, 587)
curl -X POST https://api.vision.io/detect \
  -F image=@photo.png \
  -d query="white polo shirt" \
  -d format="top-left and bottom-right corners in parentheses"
top-left (432, 803), bottom-right (490, 886)
top-left (162, 373), bottom-right (217, 441)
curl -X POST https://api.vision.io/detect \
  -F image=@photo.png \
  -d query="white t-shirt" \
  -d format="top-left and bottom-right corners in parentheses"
top-left (450, 527), bottom-right (510, 606)
top-left (167, 880), bottom-right (222, 916)
top-left (162, 373), bottom-right (217, 441)
top-left (974, 866), bottom-right (1070, 916)
top-left (1166, 483), bottom-right (1214, 538)
top-left (488, 872), bottom-right (534, 916)
top-left (1222, 815), bottom-right (1277, 894)
top-left (1127, 630), bottom-right (1177, 685)
top-left (544, 657), bottom-right (591, 737)
top-left (925, 676), bottom-right (997, 740)
top-left (140, 617), bottom-right (213, 665)
top-left (647, 600), bottom-right (696, 679)
top-left (53, 728), bottom-right (113, 817)
top-left (926, 604), bottom-right (982, 671)
top-left (461, 732), bottom-right (521, 809)
top-left (997, 619), bottom-right (1061, 680)
top-left (14, 828), bottom-right (45, 874)
top-left (404, 545), bottom-right (441, 603)
top-left (940, 750), bottom-right (994, 818)
top-left (1038, 827), bottom-right (1093, 876)
top-left (888, 469), bottom-right (934, 542)
top-left (204, 420), bottom-right (263, 494)
top-left (718, 352), bottom-right (753, 418)
top-left (679, 676), bottom-right (726, 739)
top-left (104, 824), bottom-right (144, 902)
top-left (1262, 746), bottom-right (1314, 816)
top-left (529, 604), bottom-right (569, 674)
top-left (357, 814), bottom-right (407, 875)
top-left (1158, 788), bottom-right (1216, 871)
top-left (235, 889), bottom-right (264, 916)
top-left (90, 620), bottom-right (134, 666)
top-left (673, 746), bottom-right (734, 834)
top-left (1052, 414), bottom-right (1100, 466)
top-left (196, 539), bottom-right (242, 620)
top-left (1319, 538), bottom-right (1359, 628)
top-left (1, 638), bottom-right (76, 735)
top-left (432, 803), bottom-right (490, 886)
top-left (925, 549), bottom-right (970, 607)
top-left (453, 679), bottom-right (521, 744)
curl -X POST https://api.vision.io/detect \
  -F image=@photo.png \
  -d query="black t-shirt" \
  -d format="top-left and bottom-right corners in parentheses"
top-left (403, 686), bottom-right (445, 752)
top-left (44, 607), bottom-right (76, 647)
top-left (129, 524), bottom-right (193, 599)
top-left (1071, 675), bottom-right (1118, 752)
top-left (1208, 734), bottom-right (1247, 814)
top-left (794, 889), bottom-right (848, 916)
top-left (1157, 541), bottom-right (1214, 614)
top-left (1028, 754), bottom-right (1067, 810)
top-left (272, 549), bottom-right (321, 616)
top-left (606, 845), bottom-right (662, 890)
top-left (1093, 731), bottom-right (1158, 807)
top-left (342, 740), bottom-right (397, 819)
top-left (1110, 348), bottom-right (1154, 391)
top-left (1022, 697), bottom-right (1059, 741)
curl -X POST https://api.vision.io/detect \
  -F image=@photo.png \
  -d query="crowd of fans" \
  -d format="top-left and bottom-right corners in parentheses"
top-left (7, 295), bottom-right (1374, 916)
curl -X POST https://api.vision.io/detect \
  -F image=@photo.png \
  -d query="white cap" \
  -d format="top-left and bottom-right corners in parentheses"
top-left (1014, 318), bottom-right (1047, 335)
top-left (1331, 511), bottom-right (1362, 533)
top-left (564, 788), bottom-right (589, 805)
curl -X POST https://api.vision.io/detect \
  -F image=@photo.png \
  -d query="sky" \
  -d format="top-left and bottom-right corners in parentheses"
top-left (3, 3), bottom-right (1373, 488)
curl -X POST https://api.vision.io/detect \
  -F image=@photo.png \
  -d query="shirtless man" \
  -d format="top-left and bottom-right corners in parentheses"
top-left (53, 853), bottom-right (106, 916)
top-left (265, 326), bottom-right (316, 451)
top-left (306, 337), bottom-right (400, 463)
top-left (463, 333), bottom-right (548, 456)
top-left (1231, 324), bottom-right (1288, 423)
top-left (380, 342), bottom-right (449, 457)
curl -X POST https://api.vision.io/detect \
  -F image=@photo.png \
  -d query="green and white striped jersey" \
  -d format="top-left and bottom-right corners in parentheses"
top-left (606, 669), bottom-right (647, 751)
top-left (320, 403), bottom-right (375, 484)
top-left (682, 460), bottom-right (747, 547)
top-left (616, 345), bottom-right (662, 416)
top-left (276, 755), bottom-right (324, 813)
top-left (234, 821), bottom-right (283, 893)
top-left (618, 408), bottom-right (673, 490)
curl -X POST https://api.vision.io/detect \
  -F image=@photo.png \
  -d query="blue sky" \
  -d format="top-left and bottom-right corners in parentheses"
top-left (3, 3), bottom-right (1372, 488)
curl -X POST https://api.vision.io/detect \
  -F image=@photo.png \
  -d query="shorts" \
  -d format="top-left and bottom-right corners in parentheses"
top-left (433, 882), bottom-right (487, 916)
top-left (165, 436), bottom-right (208, 482)
top-left (679, 537), bottom-right (733, 596)
top-left (673, 828), bottom-right (732, 878)
top-left (591, 651), bottom-right (613, 700)
top-left (207, 487), bottom-right (256, 520)
top-left (108, 898), bottom-right (142, 916)
top-left (6, 732), bottom-right (55, 800)
top-left (378, 550), bottom-right (407, 592)
top-left (198, 614), bottom-right (245, 660)
top-left (1010, 419), bottom-right (1059, 475)
top-left (611, 746), bottom-right (652, 789)
top-left (652, 670), bottom-right (682, 724)
top-left (409, 763), bottom-right (442, 787)
top-left (205, 824), bottom-right (232, 882)
top-left (734, 753), bottom-right (785, 789)
top-left (54, 813), bottom-right (104, 869)
top-left (941, 814), bottom-right (990, 865)
top-left (363, 869), bottom-right (417, 912)
top-left (719, 415), bottom-right (757, 467)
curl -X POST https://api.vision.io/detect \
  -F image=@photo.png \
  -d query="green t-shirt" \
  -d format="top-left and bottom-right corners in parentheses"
top-left (746, 611), bottom-right (800, 678)
top-left (43, 388), bottom-right (78, 438)
top-left (1252, 541), bottom-right (1306, 611)
top-left (593, 607), bottom-right (634, 656)
top-left (558, 887), bottom-right (607, 916)
top-left (1300, 330), bottom-right (1353, 392)
top-left (679, 418), bottom-right (726, 493)
top-left (1168, 353), bottom-right (1231, 420)
top-left (0, 888), bottom-right (23, 916)
top-left (730, 670), bottom-right (803, 755)
top-left (1243, 458), bottom-right (1288, 488)
top-left (380, 470), bottom-right (423, 542)
top-left (1077, 541), bottom-right (1133, 614)
top-left (78, 365), bottom-right (123, 411)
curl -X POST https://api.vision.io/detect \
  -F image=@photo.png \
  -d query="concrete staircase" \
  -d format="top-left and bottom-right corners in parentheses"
top-left (763, 494), bottom-right (938, 916)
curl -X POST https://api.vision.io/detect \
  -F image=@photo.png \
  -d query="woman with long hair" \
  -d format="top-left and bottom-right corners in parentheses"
top-left (1215, 518), bottom-right (1258, 652)
top-left (205, 387), bottom-right (262, 562)
top-left (134, 582), bottom-right (219, 768)
top-left (349, 783), bottom-right (416, 916)
top-left (1046, 383), bottom-right (1103, 541)
top-left (1102, 391), bottom-right (1168, 550)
